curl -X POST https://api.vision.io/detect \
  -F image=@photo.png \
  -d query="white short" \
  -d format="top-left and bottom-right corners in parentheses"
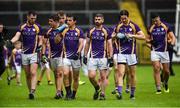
top-left (22, 53), bottom-right (37, 65)
top-left (12, 65), bottom-right (21, 74)
top-left (50, 57), bottom-right (63, 70)
top-left (151, 51), bottom-right (170, 63)
top-left (113, 54), bottom-right (118, 68)
top-left (63, 58), bottom-right (81, 69)
top-left (117, 54), bottom-right (137, 66)
top-left (5, 59), bottom-right (8, 67)
top-left (40, 62), bottom-right (50, 70)
top-left (87, 58), bottom-right (108, 71)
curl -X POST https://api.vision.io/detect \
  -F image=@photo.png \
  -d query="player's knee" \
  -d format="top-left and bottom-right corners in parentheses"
top-left (31, 72), bottom-right (36, 77)
top-left (88, 73), bottom-right (96, 79)
top-left (100, 76), bottom-right (106, 81)
top-left (73, 77), bottom-right (79, 82)
top-left (163, 69), bottom-right (170, 75)
top-left (55, 72), bottom-right (63, 78)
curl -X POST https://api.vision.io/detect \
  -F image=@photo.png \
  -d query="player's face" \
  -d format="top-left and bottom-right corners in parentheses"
top-left (0, 24), bottom-right (3, 33)
top-left (59, 15), bottom-right (66, 24)
top-left (15, 43), bottom-right (21, 49)
top-left (120, 15), bottom-right (128, 24)
top-left (67, 17), bottom-right (76, 27)
top-left (27, 14), bottom-right (37, 25)
top-left (94, 17), bottom-right (104, 26)
top-left (48, 19), bottom-right (57, 28)
top-left (152, 17), bottom-right (161, 25)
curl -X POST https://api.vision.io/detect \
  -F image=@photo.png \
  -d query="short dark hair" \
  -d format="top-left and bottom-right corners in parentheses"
top-left (66, 14), bottom-right (76, 21)
top-left (57, 10), bottom-right (66, 17)
top-left (119, 9), bottom-right (129, 17)
top-left (95, 13), bottom-right (104, 18)
top-left (27, 11), bottom-right (37, 16)
top-left (0, 22), bottom-right (3, 25)
top-left (151, 13), bottom-right (160, 19)
top-left (49, 14), bottom-right (59, 22)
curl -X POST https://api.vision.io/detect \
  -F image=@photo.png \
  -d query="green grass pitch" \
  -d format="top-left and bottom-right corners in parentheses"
top-left (0, 65), bottom-right (180, 107)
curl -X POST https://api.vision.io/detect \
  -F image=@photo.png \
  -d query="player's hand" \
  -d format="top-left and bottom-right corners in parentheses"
top-left (125, 33), bottom-right (133, 38)
top-left (5, 40), bottom-right (13, 49)
top-left (83, 56), bottom-right (87, 65)
top-left (41, 54), bottom-right (48, 63)
top-left (73, 52), bottom-right (80, 60)
top-left (108, 57), bottom-right (114, 67)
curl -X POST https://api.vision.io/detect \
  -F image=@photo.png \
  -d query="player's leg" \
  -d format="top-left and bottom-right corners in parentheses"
top-left (44, 62), bottom-right (53, 85)
top-left (88, 70), bottom-right (100, 100)
top-left (16, 65), bottom-right (22, 86)
top-left (111, 58), bottom-right (118, 94)
top-left (129, 65), bottom-right (136, 99)
top-left (125, 65), bottom-right (130, 93)
top-left (116, 63), bottom-right (126, 99)
top-left (63, 66), bottom-right (72, 99)
top-left (71, 68), bottom-right (80, 99)
top-left (29, 62), bottom-right (38, 98)
top-left (162, 63), bottom-right (170, 92)
top-left (99, 69), bottom-right (107, 100)
top-left (37, 63), bottom-right (45, 85)
top-left (151, 51), bottom-right (162, 94)
top-left (54, 66), bottom-right (63, 99)
top-left (152, 61), bottom-right (161, 94)
top-left (28, 53), bottom-right (38, 99)
top-left (63, 58), bottom-right (73, 100)
top-left (88, 58), bottom-right (100, 100)
top-left (24, 65), bottom-right (31, 90)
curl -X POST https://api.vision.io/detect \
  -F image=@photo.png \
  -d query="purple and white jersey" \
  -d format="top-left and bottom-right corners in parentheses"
top-left (62, 27), bottom-right (84, 59)
top-left (115, 21), bottom-right (141, 54)
top-left (87, 26), bottom-right (111, 58)
top-left (45, 28), bottom-right (63, 58)
top-left (12, 49), bottom-right (22, 66)
top-left (17, 23), bottom-right (42, 54)
top-left (148, 22), bottom-right (172, 52)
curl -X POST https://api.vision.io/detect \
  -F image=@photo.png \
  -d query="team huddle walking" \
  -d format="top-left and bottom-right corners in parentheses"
top-left (2, 9), bottom-right (176, 100)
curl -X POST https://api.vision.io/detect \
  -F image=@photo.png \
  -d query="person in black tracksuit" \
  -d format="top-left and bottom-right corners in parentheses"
top-left (0, 22), bottom-right (6, 77)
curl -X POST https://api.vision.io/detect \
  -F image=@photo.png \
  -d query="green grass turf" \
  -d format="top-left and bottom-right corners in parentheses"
top-left (0, 65), bottom-right (180, 107)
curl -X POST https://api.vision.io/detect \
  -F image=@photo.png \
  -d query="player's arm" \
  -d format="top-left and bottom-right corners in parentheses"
top-left (42, 36), bottom-right (48, 55)
top-left (11, 49), bottom-right (16, 63)
top-left (145, 34), bottom-right (152, 49)
top-left (56, 24), bottom-right (68, 32)
top-left (11, 32), bottom-right (21, 43)
top-left (111, 31), bottom-right (117, 38)
top-left (168, 31), bottom-right (176, 46)
top-left (77, 38), bottom-right (84, 54)
top-left (126, 31), bottom-right (145, 40)
top-left (84, 37), bottom-right (90, 57)
top-left (47, 41), bottom-right (51, 59)
top-left (107, 39), bottom-right (113, 58)
top-left (38, 35), bottom-right (43, 47)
